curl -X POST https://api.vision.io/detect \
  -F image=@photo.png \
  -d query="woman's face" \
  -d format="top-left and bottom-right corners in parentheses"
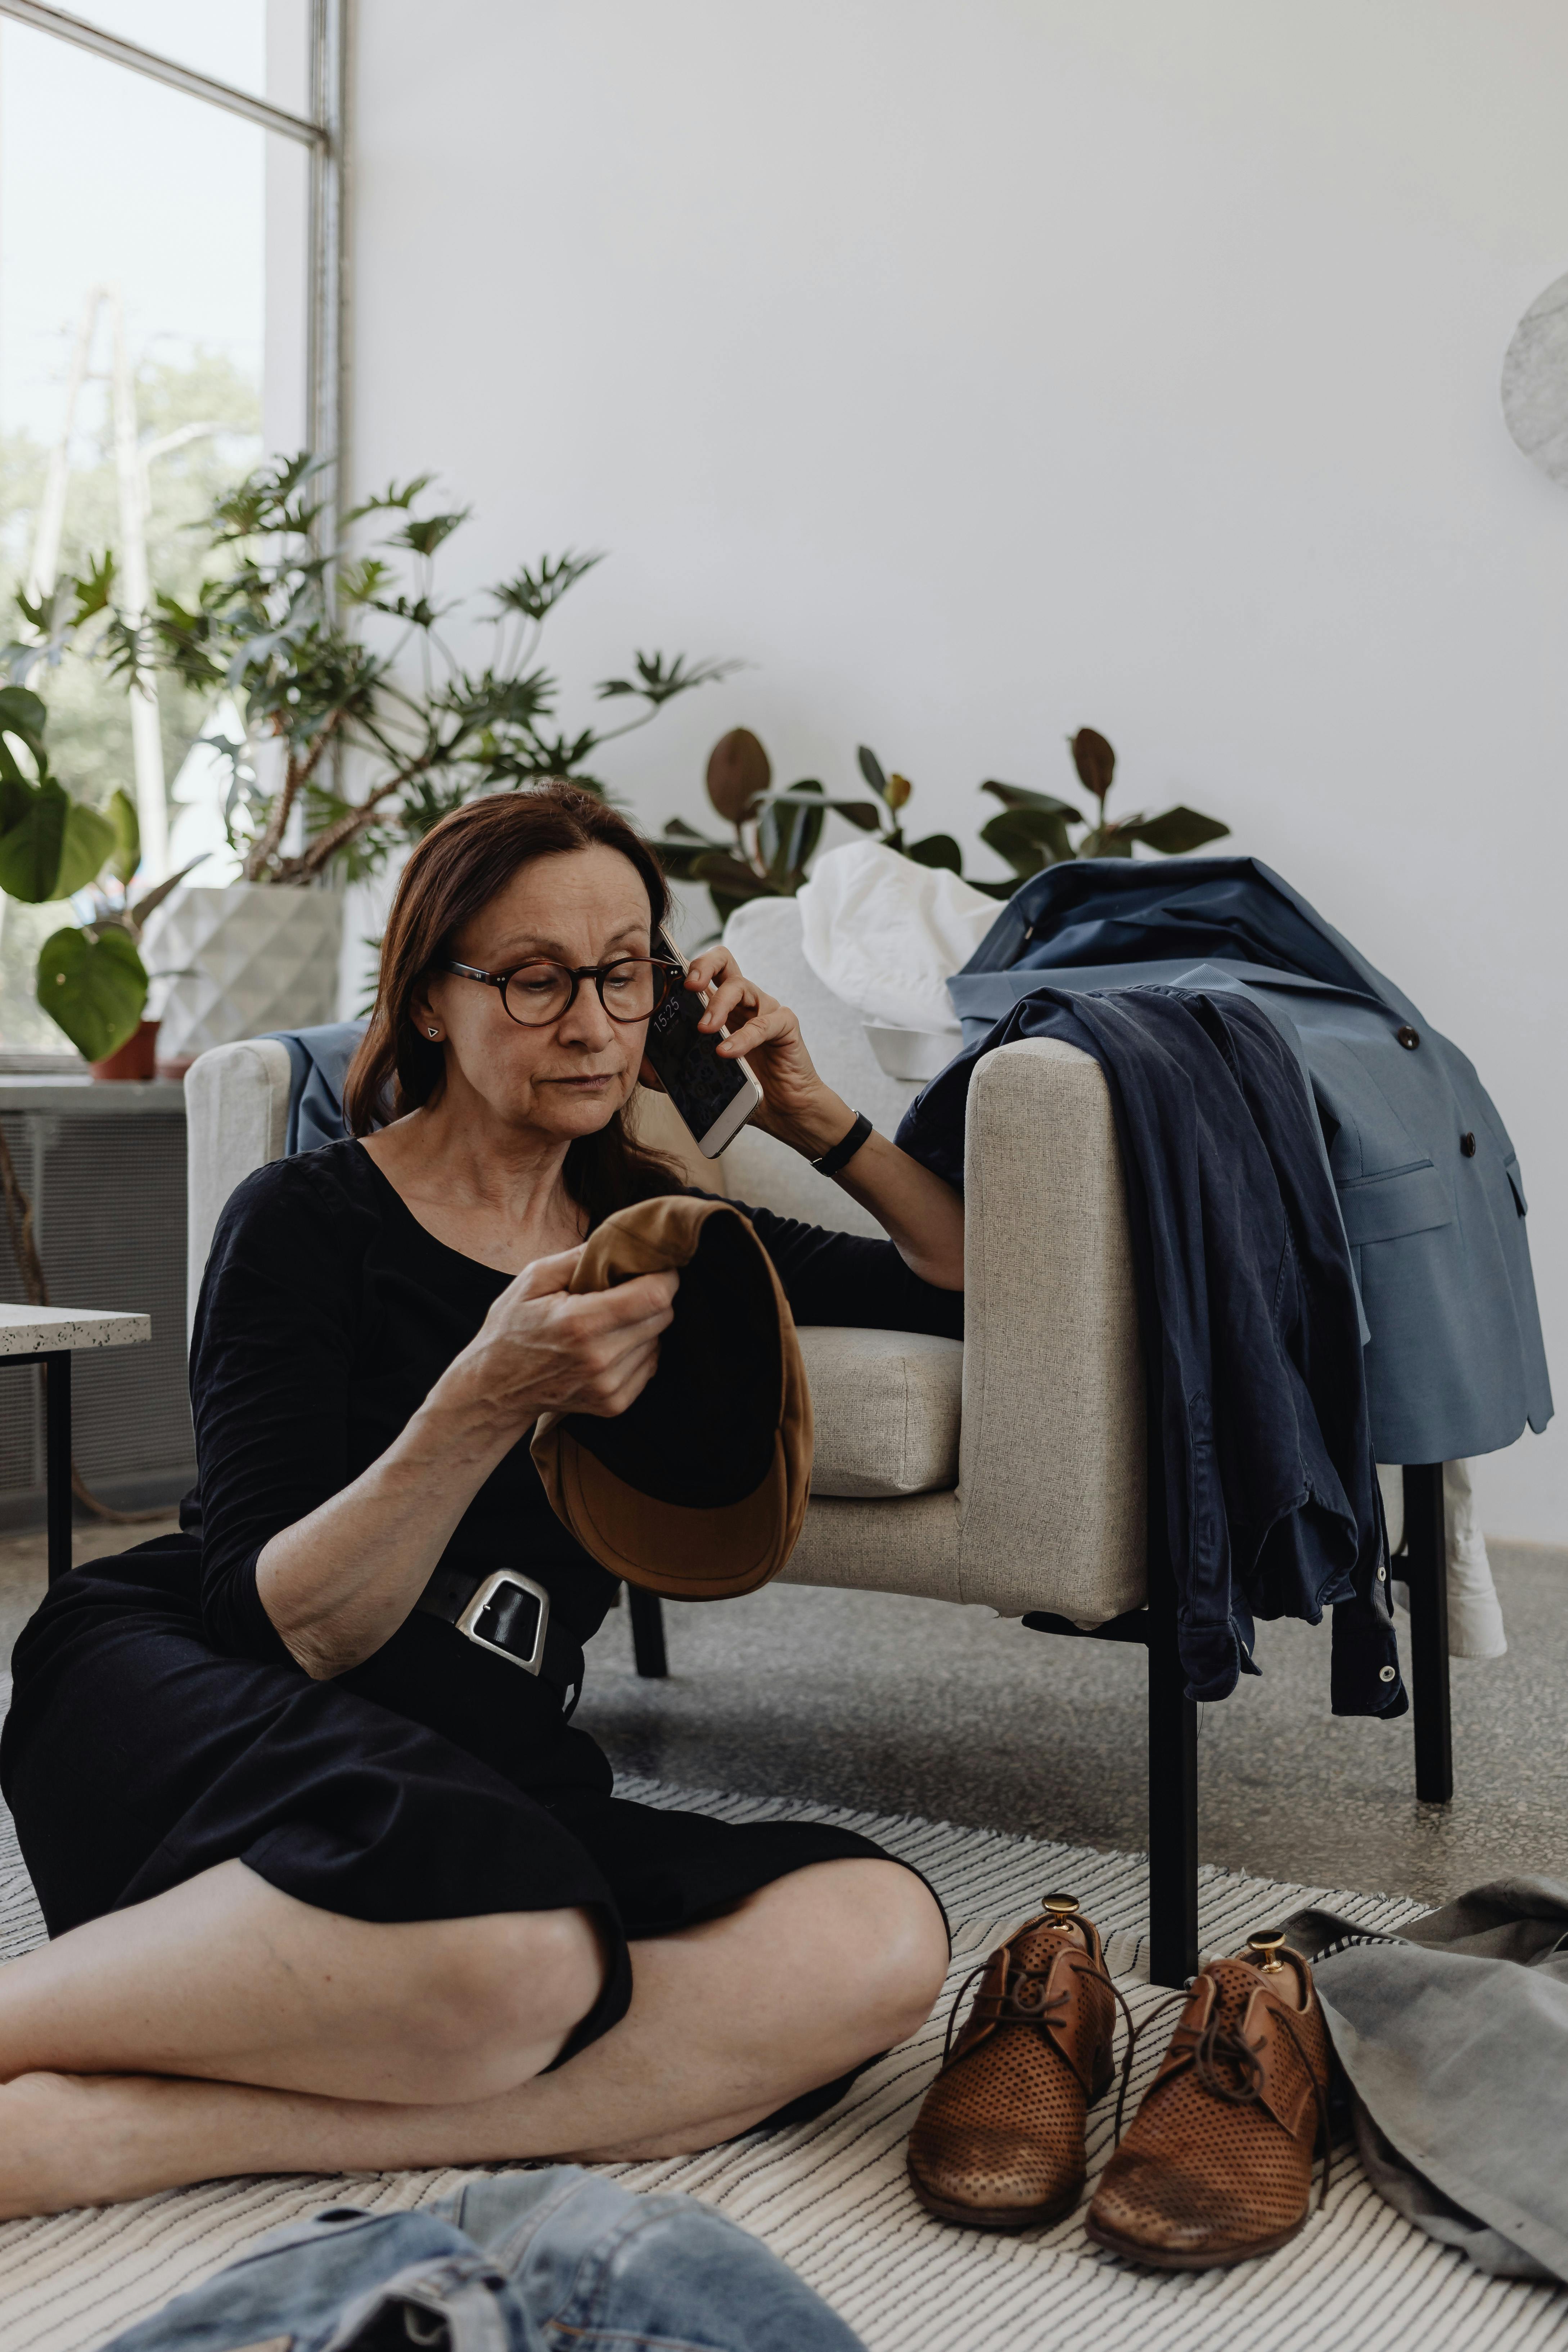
top-left (416, 844), bottom-right (657, 1143)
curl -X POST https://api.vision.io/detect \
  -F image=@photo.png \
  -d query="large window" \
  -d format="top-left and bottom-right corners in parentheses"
top-left (0, 0), bottom-right (339, 1050)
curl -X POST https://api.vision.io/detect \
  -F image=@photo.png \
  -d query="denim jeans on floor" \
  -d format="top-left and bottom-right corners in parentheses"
top-left (100, 2166), bottom-right (866, 2352)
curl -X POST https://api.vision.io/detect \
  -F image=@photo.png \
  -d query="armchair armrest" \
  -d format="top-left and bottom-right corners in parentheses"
top-left (185, 1038), bottom-right (292, 1336)
top-left (956, 1036), bottom-right (1146, 1621)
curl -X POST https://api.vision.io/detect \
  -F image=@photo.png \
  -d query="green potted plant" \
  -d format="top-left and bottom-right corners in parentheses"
top-left (659, 731), bottom-right (963, 932)
top-left (17, 454), bottom-right (732, 1066)
top-left (976, 726), bottom-right (1229, 879)
top-left (662, 725), bottom-right (1229, 934)
top-left (0, 680), bottom-right (194, 1068)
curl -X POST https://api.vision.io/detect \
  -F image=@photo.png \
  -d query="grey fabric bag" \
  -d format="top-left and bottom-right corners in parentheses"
top-left (1284, 1876), bottom-right (1568, 2283)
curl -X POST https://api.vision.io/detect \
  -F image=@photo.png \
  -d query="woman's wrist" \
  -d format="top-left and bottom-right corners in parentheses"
top-left (410, 1362), bottom-right (532, 1478)
top-left (774, 1087), bottom-right (857, 1163)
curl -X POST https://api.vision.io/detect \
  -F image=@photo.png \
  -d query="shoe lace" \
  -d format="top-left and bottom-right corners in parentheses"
top-left (940, 1939), bottom-right (1139, 2075)
top-left (1110, 1973), bottom-right (1334, 2211)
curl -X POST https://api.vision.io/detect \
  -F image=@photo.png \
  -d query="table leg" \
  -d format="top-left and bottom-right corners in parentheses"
top-left (45, 1349), bottom-right (72, 1583)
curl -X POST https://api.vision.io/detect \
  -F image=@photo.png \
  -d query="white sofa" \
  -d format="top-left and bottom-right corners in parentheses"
top-left (184, 895), bottom-right (1455, 1984)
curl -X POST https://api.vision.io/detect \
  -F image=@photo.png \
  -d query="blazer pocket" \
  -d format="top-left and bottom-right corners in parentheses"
top-left (1504, 1154), bottom-right (1527, 1217)
top-left (1336, 1158), bottom-right (1455, 1246)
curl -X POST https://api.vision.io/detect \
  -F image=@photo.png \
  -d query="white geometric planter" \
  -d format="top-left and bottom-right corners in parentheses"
top-left (141, 883), bottom-right (344, 1061)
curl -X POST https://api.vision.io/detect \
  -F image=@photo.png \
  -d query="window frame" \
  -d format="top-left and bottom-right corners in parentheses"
top-left (0, 0), bottom-right (347, 523)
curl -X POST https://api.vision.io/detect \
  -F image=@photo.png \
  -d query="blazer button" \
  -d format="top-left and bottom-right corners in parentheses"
top-left (1460, 1132), bottom-right (1477, 1157)
top-left (1379, 1664), bottom-right (1397, 1682)
top-left (1396, 1024), bottom-right (1420, 1049)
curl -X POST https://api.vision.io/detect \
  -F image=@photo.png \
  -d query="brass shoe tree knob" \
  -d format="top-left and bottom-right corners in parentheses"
top-left (1041, 1893), bottom-right (1081, 1928)
top-left (1247, 1928), bottom-right (1288, 1973)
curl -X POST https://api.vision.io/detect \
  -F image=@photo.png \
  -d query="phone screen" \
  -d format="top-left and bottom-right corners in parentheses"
top-left (643, 954), bottom-right (754, 1146)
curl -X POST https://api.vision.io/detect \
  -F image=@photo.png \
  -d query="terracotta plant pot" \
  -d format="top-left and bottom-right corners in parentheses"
top-left (90, 1019), bottom-right (159, 1082)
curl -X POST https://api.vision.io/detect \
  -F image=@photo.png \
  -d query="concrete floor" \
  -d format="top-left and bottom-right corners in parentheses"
top-left (3, 1522), bottom-right (1564, 1906)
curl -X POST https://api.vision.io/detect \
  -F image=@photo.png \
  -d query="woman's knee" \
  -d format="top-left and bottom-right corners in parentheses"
top-left (406, 1907), bottom-right (603, 2094)
top-left (820, 1861), bottom-right (949, 2048)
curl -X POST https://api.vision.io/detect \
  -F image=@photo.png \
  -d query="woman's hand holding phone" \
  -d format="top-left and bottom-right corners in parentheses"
top-left (658, 946), bottom-right (857, 1162)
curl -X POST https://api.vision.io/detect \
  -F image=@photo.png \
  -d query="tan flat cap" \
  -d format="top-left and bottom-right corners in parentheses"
top-left (531, 1194), bottom-right (812, 1599)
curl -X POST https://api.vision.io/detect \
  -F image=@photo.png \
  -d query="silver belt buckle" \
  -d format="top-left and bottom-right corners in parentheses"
top-left (455, 1568), bottom-right (551, 1675)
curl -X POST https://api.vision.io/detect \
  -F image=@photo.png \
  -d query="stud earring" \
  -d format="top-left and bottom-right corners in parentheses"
top-left (427, 1027), bottom-right (440, 1038)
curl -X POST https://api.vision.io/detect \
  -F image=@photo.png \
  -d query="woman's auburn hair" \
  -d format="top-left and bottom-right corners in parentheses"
top-left (343, 782), bottom-right (684, 1223)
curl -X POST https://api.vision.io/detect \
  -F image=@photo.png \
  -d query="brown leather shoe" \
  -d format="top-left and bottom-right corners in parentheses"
top-left (907, 1893), bottom-right (1121, 2230)
top-left (1085, 1929), bottom-right (1333, 2269)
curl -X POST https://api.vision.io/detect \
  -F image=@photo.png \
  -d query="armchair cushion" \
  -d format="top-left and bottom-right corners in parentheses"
top-left (801, 1328), bottom-right (962, 1498)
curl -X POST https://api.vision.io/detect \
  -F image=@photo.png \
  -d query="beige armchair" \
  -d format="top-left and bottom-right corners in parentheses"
top-left (184, 896), bottom-right (1455, 1985)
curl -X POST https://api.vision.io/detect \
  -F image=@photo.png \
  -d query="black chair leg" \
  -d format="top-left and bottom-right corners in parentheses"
top-left (1402, 1463), bottom-right (1452, 1804)
top-left (1146, 1587), bottom-right (1199, 1987)
top-left (628, 1586), bottom-right (669, 1679)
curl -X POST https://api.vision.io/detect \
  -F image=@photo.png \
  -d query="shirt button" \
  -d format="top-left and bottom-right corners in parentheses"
top-left (1460, 1132), bottom-right (1477, 1157)
top-left (1379, 1664), bottom-right (1397, 1682)
top-left (1396, 1025), bottom-right (1420, 1049)
top-left (1377, 1563), bottom-right (1387, 1581)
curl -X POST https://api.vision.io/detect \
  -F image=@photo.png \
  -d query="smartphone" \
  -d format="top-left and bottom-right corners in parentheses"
top-left (643, 937), bottom-right (763, 1158)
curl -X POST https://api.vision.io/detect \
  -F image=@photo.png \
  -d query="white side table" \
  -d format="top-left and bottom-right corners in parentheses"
top-left (0, 1306), bottom-right (152, 1582)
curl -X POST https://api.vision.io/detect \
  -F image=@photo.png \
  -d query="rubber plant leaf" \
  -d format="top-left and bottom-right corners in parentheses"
top-left (980, 804), bottom-right (1075, 875)
top-left (981, 780), bottom-right (1086, 823)
top-left (690, 849), bottom-right (779, 903)
top-left (753, 790), bottom-right (883, 834)
top-left (904, 833), bottom-right (964, 873)
top-left (758, 792), bottom-right (825, 886)
top-left (0, 776), bottom-right (69, 901)
top-left (1069, 728), bottom-right (1116, 804)
top-left (35, 922), bottom-right (148, 1061)
top-left (1078, 824), bottom-right (1136, 859)
top-left (856, 744), bottom-right (891, 801)
top-left (1119, 805), bottom-right (1231, 855)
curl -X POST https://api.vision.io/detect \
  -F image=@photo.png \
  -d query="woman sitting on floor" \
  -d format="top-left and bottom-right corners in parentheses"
top-left (0, 783), bottom-right (960, 2216)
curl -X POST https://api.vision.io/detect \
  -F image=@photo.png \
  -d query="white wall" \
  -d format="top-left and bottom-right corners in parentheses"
top-left (349, 0), bottom-right (1568, 1541)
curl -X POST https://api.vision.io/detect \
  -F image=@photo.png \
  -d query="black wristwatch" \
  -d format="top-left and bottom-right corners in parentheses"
top-left (811, 1110), bottom-right (873, 1179)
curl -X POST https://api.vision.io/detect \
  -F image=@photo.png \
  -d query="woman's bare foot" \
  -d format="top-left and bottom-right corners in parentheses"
top-left (2, 2071), bottom-right (163, 2219)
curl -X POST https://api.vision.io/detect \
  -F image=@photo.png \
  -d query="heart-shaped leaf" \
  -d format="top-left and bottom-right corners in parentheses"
top-left (0, 776), bottom-right (69, 901)
top-left (0, 685), bottom-right (47, 772)
top-left (35, 924), bottom-right (148, 1061)
top-left (55, 799), bottom-right (119, 897)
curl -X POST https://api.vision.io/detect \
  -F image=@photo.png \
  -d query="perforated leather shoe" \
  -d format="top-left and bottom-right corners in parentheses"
top-left (906, 1893), bottom-right (1120, 2230)
top-left (1085, 1930), bottom-right (1333, 2268)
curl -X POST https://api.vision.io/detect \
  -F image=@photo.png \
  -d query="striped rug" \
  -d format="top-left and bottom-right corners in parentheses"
top-left (2, 1758), bottom-right (1564, 2352)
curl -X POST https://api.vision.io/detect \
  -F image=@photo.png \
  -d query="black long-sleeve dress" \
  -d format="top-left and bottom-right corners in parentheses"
top-left (1, 1139), bottom-right (962, 2062)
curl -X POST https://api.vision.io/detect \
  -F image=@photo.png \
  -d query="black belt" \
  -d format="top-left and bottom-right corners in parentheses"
top-left (416, 1563), bottom-right (585, 1715)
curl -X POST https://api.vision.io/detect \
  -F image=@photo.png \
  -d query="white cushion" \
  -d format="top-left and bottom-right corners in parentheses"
top-left (800, 1326), bottom-right (963, 1497)
top-left (721, 897), bottom-right (921, 1236)
top-left (796, 838), bottom-right (997, 1033)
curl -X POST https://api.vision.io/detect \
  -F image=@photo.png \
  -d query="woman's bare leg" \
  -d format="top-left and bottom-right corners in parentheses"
top-left (0, 1861), bottom-right (604, 2104)
top-left (0, 1860), bottom-right (947, 2220)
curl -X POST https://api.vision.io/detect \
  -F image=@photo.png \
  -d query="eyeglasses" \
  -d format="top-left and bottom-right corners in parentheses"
top-left (440, 955), bottom-right (682, 1029)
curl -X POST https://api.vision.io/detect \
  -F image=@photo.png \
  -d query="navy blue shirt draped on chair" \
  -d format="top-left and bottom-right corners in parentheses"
top-left (898, 983), bottom-right (1404, 1715)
